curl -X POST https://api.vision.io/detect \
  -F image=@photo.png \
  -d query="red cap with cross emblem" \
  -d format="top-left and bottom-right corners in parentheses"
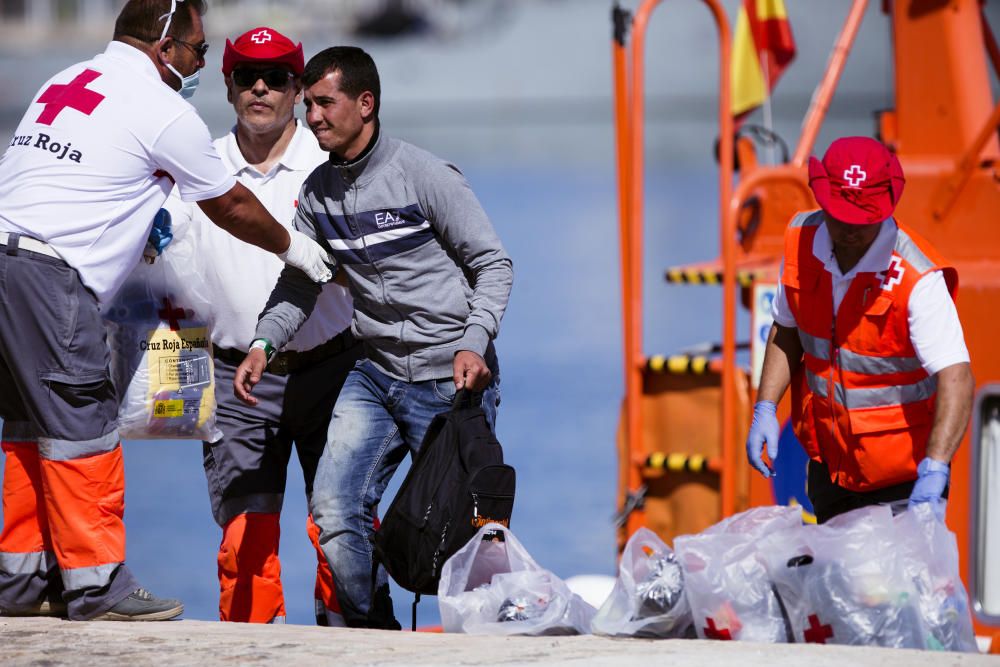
top-left (807, 136), bottom-right (905, 225)
top-left (222, 27), bottom-right (304, 77)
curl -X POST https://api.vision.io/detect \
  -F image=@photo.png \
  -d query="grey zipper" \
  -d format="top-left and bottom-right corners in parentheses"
top-left (346, 171), bottom-right (414, 379)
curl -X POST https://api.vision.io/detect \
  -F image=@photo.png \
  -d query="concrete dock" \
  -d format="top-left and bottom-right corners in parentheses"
top-left (1, 617), bottom-right (995, 666)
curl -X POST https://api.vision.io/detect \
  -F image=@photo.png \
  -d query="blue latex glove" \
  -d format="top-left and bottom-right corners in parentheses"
top-left (908, 456), bottom-right (949, 521)
top-left (746, 400), bottom-right (779, 478)
top-left (144, 208), bottom-right (173, 263)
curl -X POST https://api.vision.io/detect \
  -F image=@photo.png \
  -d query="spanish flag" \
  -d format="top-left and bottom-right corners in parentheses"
top-left (731, 0), bottom-right (796, 119)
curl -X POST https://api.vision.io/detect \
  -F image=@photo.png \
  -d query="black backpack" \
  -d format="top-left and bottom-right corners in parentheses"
top-left (374, 389), bottom-right (516, 599)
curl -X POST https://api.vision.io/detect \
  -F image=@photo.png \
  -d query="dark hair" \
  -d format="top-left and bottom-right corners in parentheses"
top-left (113, 0), bottom-right (206, 43)
top-left (302, 46), bottom-right (381, 117)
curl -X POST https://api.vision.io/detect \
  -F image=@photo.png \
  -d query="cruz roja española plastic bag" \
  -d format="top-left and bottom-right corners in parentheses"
top-left (102, 225), bottom-right (220, 442)
top-left (674, 505), bottom-right (802, 642)
top-left (591, 527), bottom-right (695, 638)
top-left (438, 523), bottom-right (596, 635)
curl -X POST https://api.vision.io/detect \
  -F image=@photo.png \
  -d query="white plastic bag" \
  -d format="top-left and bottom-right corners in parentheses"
top-left (438, 523), bottom-right (596, 635)
top-left (761, 505), bottom-right (925, 648)
top-left (592, 527), bottom-right (694, 638)
top-left (103, 226), bottom-right (221, 442)
top-left (674, 505), bottom-right (801, 642)
top-left (895, 503), bottom-right (978, 652)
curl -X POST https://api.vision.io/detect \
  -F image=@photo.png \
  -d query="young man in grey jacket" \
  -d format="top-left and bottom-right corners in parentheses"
top-left (234, 46), bottom-right (513, 629)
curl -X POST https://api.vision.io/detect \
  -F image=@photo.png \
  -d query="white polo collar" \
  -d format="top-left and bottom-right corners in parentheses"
top-left (813, 217), bottom-right (897, 281)
top-left (222, 120), bottom-right (318, 177)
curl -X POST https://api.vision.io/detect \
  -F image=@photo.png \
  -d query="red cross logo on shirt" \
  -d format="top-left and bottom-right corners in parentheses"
top-left (880, 256), bottom-right (905, 292)
top-left (250, 29), bottom-right (272, 44)
top-left (158, 297), bottom-right (186, 332)
top-left (843, 164), bottom-right (867, 188)
top-left (803, 614), bottom-right (834, 644)
top-left (703, 617), bottom-right (733, 640)
top-left (35, 69), bottom-right (105, 126)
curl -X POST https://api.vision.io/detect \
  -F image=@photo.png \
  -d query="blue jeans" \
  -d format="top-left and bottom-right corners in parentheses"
top-left (310, 359), bottom-right (499, 628)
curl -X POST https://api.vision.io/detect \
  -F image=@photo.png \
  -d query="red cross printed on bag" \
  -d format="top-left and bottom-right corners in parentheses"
top-left (158, 297), bottom-right (186, 332)
top-left (703, 617), bottom-right (733, 640)
top-left (803, 613), bottom-right (834, 644)
top-left (843, 164), bottom-right (867, 188)
top-left (880, 255), bottom-right (905, 292)
top-left (250, 29), bottom-right (272, 44)
top-left (35, 69), bottom-right (105, 126)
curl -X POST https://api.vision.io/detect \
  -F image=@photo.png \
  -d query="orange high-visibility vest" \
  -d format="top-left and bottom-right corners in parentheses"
top-left (782, 210), bottom-right (958, 492)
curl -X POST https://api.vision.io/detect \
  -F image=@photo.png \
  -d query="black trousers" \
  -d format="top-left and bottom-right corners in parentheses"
top-left (806, 460), bottom-right (947, 524)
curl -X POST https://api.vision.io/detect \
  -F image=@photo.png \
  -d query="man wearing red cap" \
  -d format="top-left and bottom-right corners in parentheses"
top-left (746, 136), bottom-right (974, 524)
top-left (161, 26), bottom-right (356, 625)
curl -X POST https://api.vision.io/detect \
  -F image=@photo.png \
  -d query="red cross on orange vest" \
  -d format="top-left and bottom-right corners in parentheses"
top-left (803, 613), bottom-right (834, 644)
top-left (879, 256), bottom-right (905, 291)
top-left (703, 617), bottom-right (733, 640)
top-left (36, 69), bottom-right (105, 126)
top-left (158, 297), bottom-right (185, 332)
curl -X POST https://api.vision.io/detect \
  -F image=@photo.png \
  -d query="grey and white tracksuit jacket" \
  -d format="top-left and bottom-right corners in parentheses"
top-left (255, 132), bottom-right (513, 381)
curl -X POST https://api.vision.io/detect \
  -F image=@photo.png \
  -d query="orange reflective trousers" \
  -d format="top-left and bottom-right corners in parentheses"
top-left (217, 512), bottom-right (341, 623)
top-left (0, 439), bottom-right (134, 619)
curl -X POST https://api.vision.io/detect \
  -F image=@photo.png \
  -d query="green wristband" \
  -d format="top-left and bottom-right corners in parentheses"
top-left (249, 338), bottom-right (276, 363)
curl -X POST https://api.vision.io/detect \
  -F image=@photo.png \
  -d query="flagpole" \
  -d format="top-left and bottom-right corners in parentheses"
top-left (761, 56), bottom-right (775, 164)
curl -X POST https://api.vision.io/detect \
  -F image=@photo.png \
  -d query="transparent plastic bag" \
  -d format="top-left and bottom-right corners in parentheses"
top-left (895, 503), bottom-right (978, 652)
top-left (438, 523), bottom-right (596, 635)
top-left (592, 527), bottom-right (694, 638)
top-left (103, 225), bottom-right (220, 442)
top-left (674, 505), bottom-right (802, 642)
top-left (761, 504), bottom-right (925, 648)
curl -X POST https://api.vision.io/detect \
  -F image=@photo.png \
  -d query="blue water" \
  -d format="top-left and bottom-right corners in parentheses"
top-left (1, 162), bottom-right (729, 626)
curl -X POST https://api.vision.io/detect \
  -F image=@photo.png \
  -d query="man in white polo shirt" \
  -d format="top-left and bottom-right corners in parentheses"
top-left (162, 26), bottom-right (356, 626)
top-left (0, 0), bottom-right (334, 622)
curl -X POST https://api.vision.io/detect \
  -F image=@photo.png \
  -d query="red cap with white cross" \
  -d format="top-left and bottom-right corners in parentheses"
top-left (222, 27), bottom-right (304, 77)
top-left (807, 136), bottom-right (905, 225)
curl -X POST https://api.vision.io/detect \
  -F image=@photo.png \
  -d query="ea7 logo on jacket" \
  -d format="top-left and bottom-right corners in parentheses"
top-left (314, 203), bottom-right (435, 265)
top-left (374, 210), bottom-right (404, 229)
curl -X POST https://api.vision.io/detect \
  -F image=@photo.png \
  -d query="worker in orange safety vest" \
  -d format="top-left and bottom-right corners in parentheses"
top-left (745, 136), bottom-right (975, 524)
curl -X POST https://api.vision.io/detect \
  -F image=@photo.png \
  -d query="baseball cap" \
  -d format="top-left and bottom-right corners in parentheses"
top-left (807, 136), bottom-right (905, 225)
top-left (222, 27), bottom-right (304, 77)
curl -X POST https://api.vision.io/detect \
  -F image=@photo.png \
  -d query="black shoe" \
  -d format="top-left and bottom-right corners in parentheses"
top-left (92, 588), bottom-right (183, 621)
top-left (0, 599), bottom-right (67, 617)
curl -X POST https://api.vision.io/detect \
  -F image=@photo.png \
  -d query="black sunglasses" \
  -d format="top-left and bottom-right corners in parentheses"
top-left (231, 68), bottom-right (294, 89)
top-left (173, 38), bottom-right (210, 59)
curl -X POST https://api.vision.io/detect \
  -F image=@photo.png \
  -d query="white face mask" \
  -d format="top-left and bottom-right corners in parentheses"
top-left (158, 0), bottom-right (198, 99)
top-left (165, 62), bottom-right (200, 99)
